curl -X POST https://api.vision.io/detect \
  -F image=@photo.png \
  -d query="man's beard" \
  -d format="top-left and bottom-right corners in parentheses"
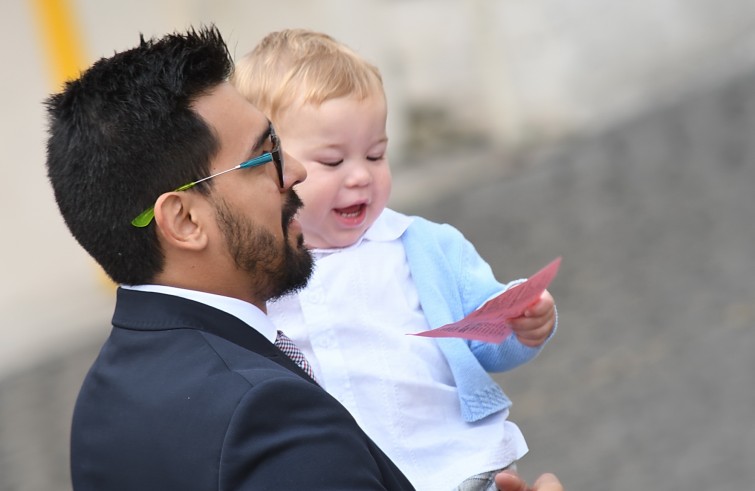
top-left (214, 191), bottom-right (313, 302)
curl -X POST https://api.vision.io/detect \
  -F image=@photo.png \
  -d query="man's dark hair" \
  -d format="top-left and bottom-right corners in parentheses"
top-left (45, 25), bottom-right (233, 285)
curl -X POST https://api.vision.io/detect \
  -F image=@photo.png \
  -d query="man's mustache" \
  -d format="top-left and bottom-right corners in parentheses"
top-left (282, 189), bottom-right (304, 227)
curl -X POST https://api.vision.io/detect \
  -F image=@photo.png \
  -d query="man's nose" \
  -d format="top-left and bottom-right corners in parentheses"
top-left (282, 150), bottom-right (307, 188)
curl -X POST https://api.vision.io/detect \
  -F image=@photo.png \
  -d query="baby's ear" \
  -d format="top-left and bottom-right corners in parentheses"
top-left (153, 192), bottom-right (209, 251)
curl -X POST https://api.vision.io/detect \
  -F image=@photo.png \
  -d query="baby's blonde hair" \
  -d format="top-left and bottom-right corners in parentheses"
top-left (232, 29), bottom-right (384, 121)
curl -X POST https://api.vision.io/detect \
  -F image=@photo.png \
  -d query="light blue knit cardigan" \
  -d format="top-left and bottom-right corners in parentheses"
top-left (401, 213), bottom-right (554, 422)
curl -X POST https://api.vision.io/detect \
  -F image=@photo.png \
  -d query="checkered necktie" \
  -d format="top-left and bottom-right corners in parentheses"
top-left (274, 330), bottom-right (317, 382)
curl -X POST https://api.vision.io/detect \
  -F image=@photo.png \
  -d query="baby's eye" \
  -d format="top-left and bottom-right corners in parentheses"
top-left (366, 154), bottom-right (384, 162)
top-left (319, 159), bottom-right (344, 167)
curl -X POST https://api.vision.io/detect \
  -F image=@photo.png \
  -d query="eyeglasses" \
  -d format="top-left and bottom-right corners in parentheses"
top-left (131, 129), bottom-right (284, 228)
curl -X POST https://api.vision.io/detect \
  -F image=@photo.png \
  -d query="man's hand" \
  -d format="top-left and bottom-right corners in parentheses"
top-left (495, 470), bottom-right (563, 491)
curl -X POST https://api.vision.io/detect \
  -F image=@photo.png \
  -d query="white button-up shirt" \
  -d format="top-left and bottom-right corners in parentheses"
top-left (268, 211), bottom-right (526, 490)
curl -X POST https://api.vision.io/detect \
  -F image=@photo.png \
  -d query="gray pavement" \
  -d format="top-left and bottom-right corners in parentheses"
top-left (2, 68), bottom-right (754, 491)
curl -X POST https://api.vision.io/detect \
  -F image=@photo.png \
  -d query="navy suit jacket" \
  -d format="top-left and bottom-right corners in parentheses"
top-left (71, 288), bottom-right (414, 490)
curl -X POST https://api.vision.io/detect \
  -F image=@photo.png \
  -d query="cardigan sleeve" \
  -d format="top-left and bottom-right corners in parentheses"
top-left (451, 232), bottom-right (547, 372)
top-left (403, 215), bottom-right (555, 373)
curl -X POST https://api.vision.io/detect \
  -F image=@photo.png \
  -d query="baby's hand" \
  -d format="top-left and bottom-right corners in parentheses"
top-left (509, 290), bottom-right (556, 347)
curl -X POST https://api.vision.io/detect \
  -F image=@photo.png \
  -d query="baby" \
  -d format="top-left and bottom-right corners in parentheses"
top-left (232, 29), bottom-right (556, 491)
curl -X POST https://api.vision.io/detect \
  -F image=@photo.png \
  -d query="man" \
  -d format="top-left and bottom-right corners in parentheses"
top-left (45, 25), bottom-right (561, 491)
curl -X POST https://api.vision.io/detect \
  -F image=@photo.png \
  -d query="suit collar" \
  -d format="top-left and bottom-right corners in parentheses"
top-left (120, 284), bottom-right (276, 342)
top-left (112, 287), bottom-right (317, 384)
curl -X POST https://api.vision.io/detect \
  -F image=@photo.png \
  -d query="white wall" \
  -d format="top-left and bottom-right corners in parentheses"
top-left (386, 0), bottom-right (755, 145)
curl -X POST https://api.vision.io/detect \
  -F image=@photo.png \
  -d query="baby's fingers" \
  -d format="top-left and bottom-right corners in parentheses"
top-left (511, 311), bottom-right (555, 347)
top-left (523, 290), bottom-right (554, 317)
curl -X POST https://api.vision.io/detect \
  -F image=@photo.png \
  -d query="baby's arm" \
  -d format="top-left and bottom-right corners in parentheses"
top-left (407, 217), bottom-right (557, 371)
top-left (437, 226), bottom-right (558, 371)
top-left (468, 284), bottom-right (558, 373)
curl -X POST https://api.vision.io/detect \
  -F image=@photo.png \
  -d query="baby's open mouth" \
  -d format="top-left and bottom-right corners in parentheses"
top-left (335, 203), bottom-right (365, 218)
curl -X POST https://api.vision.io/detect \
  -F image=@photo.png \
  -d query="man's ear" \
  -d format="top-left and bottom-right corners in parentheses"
top-left (153, 192), bottom-right (209, 251)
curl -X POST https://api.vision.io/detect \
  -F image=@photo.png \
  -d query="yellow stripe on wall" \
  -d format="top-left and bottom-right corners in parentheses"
top-left (30, 0), bottom-right (116, 290)
top-left (29, 0), bottom-right (87, 87)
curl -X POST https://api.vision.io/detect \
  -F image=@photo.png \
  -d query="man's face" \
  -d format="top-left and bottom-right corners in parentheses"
top-left (213, 190), bottom-right (313, 301)
top-left (194, 83), bottom-right (312, 301)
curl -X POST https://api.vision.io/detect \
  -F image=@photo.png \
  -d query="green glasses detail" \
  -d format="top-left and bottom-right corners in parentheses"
top-left (131, 129), bottom-right (284, 228)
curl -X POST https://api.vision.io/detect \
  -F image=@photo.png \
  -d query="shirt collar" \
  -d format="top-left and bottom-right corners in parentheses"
top-left (120, 284), bottom-right (277, 343)
top-left (311, 208), bottom-right (414, 255)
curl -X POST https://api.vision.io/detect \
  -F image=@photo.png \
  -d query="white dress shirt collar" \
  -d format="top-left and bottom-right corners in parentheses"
top-left (311, 207), bottom-right (414, 255)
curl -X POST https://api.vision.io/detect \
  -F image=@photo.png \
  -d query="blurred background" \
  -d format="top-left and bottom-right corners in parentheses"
top-left (2, 0), bottom-right (755, 489)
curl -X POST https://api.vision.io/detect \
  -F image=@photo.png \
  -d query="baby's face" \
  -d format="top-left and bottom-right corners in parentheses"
top-left (275, 93), bottom-right (391, 249)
